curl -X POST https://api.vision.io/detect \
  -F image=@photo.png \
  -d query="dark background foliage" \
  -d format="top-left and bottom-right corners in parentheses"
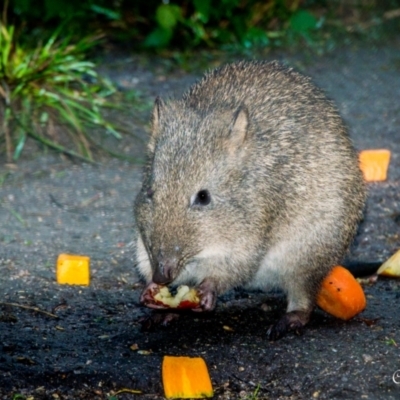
top-left (5, 0), bottom-right (400, 50)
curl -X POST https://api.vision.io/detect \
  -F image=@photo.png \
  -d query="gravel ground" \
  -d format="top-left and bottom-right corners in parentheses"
top-left (0, 38), bottom-right (399, 399)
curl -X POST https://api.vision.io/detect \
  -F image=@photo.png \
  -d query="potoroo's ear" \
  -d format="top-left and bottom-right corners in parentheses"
top-left (148, 96), bottom-right (164, 153)
top-left (225, 105), bottom-right (250, 155)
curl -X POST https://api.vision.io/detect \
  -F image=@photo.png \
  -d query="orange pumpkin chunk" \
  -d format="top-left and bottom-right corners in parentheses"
top-left (162, 356), bottom-right (213, 399)
top-left (316, 265), bottom-right (366, 320)
top-left (56, 253), bottom-right (90, 285)
top-left (359, 149), bottom-right (391, 182)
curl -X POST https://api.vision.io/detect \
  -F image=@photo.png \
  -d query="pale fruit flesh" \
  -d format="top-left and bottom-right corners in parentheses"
top-left (152, 285), bottom-right (200, 309)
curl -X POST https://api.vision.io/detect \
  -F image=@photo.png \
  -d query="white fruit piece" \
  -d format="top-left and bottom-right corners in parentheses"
top-left (377, 249), bottom-right (400, 278)
top-left (153, 285), bottom-right (200, 308)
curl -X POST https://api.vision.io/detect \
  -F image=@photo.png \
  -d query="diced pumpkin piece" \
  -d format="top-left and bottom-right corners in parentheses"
top-left (162, 356), bottom-right (213, 399)
top-left (359, 149), bottom-right (391, 182)
top-left (316, 265), bottom-right (366, 320)
top-left (57, 253), bottom-right (90, 285)
top-left (377, 249), bottom-right (400, 278)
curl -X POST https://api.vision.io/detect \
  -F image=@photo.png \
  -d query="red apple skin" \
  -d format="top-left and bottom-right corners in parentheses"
top-left (176, 300), bottom-right (199, 309)
top-left (148, 286), bottom-right (200, 309)
top-left (151, 298), bottom-right (198, 309)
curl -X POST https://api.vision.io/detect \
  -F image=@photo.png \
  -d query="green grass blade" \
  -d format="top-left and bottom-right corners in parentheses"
top-left (0, 24), bottom-right (14, 73)
top-left (13, 131), bottom-right (27, 160)
top-left (1, 202), bottom-right (27, 226)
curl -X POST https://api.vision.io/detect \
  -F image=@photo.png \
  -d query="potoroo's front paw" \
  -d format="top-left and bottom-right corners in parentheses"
top-left (140, 282), bottom-right (170, 310)
top-left (192, 279), bottom-right (218, 312)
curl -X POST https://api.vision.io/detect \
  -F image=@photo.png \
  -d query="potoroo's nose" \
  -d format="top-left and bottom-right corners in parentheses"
top-left (152, 261), bottom-right (174, 285)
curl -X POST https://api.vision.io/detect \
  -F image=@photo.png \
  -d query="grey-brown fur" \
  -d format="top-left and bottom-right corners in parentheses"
top-left (134, 60), bottom-right (366, 339)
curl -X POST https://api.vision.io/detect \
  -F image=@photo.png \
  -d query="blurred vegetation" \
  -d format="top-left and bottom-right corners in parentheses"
top-left (0, 2), bottom-right (121, 162)
top-left (7, 0), bottom-right (400, 50)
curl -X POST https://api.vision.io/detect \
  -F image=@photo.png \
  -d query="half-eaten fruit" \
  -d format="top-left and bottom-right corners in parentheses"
top-left (151, 285), bottom-right (200, 309)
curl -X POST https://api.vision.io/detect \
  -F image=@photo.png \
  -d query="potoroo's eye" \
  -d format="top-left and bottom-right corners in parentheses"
top-left (145, 187), bottom-right (154, 201)
top-left (192, 189), bottom-right (211, 206)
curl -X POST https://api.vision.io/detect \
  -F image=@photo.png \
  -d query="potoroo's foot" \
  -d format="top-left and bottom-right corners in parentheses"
top-left (267, 310), bottom-right (310, 340)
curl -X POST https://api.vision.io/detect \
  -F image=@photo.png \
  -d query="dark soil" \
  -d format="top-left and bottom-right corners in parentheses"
top-left (1, 38), bottom-right (400, 399)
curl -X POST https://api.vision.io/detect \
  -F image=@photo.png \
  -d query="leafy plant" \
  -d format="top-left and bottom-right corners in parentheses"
top-left (0, 19), bottom-right (120, 162)
top-left (7, 0), bottom-right (399, 52)
top-left (7, 0), bottom-right (323, 51)
top-left (142, 0), bottom-right (320, 50)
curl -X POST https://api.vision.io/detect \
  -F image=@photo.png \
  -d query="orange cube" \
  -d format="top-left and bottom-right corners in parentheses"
top-left (316, 266), bottom-right (366, 320)
top-left (57, 253), bottom-right (90, 285)
top-left (359, 149), bottom-right (391, 182)
top-left (162, 356), bottom-right (213, 399)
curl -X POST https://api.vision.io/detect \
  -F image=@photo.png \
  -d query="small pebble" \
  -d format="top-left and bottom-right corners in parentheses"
top-left (223, 325), bottom-right (234, 332)
top-left (362, 354), bottom-right (373, 363)
top-left (137, 350), bottom-right (152, 355)
top-left (260, 303), bottom-right (272, 312)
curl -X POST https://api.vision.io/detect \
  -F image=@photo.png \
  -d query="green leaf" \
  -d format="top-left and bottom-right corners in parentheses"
top-left (143, 27), bottom-right (173, 48)
top-left (1, 25), bottom-right (14, 70)
top-left (289, 10), bottom-right (318, 33)
top-left (39, 111), bottom-right (49, 125)
top-left (42, 27), bottom-right (61, 55)
top-left (44, 0), bottom-right (74, 20)
top-left (55, 106), bottom-right (81, 132)
top-left (90, 4), bottom-right (121, 20)
top-left (241, 27), bottom-right (270, 49)
top-left (13, 132), bottom-right (27, 160)
top-left (156, 4), bottom-right (180, 30)
top-left (193, 0), bottom-right (211, 23)
top-left (103, 123), bottom-right (122, 139)
top-left (187, 21), bottom-right (207, 44)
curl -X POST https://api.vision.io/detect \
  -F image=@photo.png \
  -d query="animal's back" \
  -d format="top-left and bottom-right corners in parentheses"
top-left (184, 61), bottom-right (360, 186)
